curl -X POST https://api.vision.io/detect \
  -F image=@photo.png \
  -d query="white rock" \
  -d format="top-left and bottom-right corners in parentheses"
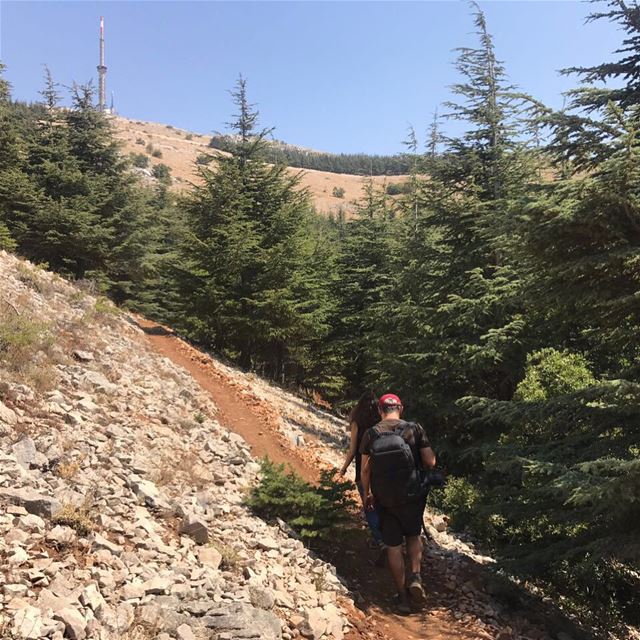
top-left (53, 608), bottom-right (87, 640)
top-left (12, 604), bottom-right (43, 639)
top-left (79, 584), bottom-right (105, 613)
top-left (198, 546), bottom-right (222, 570)
top-left (92, 533), bottom-right (123, 557)
top-left (142, 576), bottom-right (172, 595)
top-left (73, 350), bottom-right (94, 362)
top-left (8, 547), bottom-right (29, 566)
top-left (47, 525), bottom-right (76, 546)
top-left (176, 624), bottom-right (196, 640)
top-left (11, 438), bottom-right (38, 469)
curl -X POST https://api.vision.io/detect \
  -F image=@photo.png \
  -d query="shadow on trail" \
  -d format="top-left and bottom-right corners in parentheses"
top-left (285, 416), bottom-right (349, 450)
top-left (132, 318), bottom-right (174, 336)
top-left (313, 511), bottom-right (592, 640)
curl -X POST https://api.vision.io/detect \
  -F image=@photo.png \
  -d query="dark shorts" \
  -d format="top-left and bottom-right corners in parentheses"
top-left (378, 500), bottom-right (425, 547)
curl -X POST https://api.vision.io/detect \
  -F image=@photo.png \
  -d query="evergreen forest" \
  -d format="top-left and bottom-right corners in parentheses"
top-left (208, 134), bottom-right (413, 175)
top-left (1, 1), bottom-right (640, 635)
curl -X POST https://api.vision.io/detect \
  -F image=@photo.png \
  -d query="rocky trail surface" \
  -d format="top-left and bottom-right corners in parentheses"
top-left (135, 326), bottom-right (577, 640)
top-left (0, 251), bottom-right (580, 640)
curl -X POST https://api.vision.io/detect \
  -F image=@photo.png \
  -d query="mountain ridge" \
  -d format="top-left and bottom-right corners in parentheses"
top-left (112, 116), bottom-right (409, 216)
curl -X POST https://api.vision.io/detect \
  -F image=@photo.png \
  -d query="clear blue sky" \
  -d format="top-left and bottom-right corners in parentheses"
top-left (0, 1), bottom-right (623, 155)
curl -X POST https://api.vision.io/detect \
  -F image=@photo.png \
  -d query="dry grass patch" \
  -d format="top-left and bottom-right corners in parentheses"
top-left (55, 457), bottom-right (83, 480)
top-left (208, 539), bottom-right (242, 571)
top-left (52, 503), bottom-right (94, 536)
top-left (15, 262), bottom-right (54, 296)
top-left (151, 449), bottom-right (210, 491)
top-left (0, 309), bottom-right (58, 393)
top-left (80, 296), bottom-right (121, 328)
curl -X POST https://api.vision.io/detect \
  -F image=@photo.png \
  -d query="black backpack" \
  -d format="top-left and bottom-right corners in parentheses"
top-left (369, 421), bottom-right (423, 508)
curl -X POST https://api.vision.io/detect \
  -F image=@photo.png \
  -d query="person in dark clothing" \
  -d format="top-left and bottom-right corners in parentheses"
top-left (360, 393), bottom-right (436, 614)
top-left (339, 391), bottom-right (384, 551)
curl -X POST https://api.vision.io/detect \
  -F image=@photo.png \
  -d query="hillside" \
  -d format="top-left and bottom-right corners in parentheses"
top-left (0, 253), bottom-right (351, 640)
top-left (112, 117), bottom-right (409, 216)
top-left (0, 251), bottom-right (585, 640)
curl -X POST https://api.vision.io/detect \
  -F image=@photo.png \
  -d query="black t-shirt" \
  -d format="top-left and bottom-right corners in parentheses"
top-left (359, 419), bottom-right (431, 470)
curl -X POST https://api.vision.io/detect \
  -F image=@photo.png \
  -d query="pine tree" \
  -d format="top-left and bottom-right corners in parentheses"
top-left (17, 74), bottom-right (156, 299)
top-left (544, 0), bottom-right (640, 172)
top-left (332, 180), bottom-right (399, 397)
top-left (0, 62), bottom-right (41, 252)
top-left (563, 0), bottom-right (640, 113)
top-left (391, 2), bottom-right (530, 419)
top-left (521, 103), bottom-right (640, 378)
top-left (179, 77), bottom-right (338, 390)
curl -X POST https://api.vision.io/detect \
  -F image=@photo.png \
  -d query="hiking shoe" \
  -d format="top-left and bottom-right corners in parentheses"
top-left (407, 572), bottom-right (426, 605)
top-left (392, 592), bottom-right (411, 615)
top-left (374, 545), bottom-right (387, 568)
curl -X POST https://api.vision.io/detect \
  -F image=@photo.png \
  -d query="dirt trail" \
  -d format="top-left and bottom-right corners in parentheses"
top-left (135, 316), bottom-right (552, 640)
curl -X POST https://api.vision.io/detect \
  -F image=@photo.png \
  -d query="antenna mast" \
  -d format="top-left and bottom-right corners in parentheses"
top-left (97, 16), bottom-right (107, 111)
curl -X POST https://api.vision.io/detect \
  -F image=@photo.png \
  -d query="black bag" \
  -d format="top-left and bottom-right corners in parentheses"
top-left (369, 422), bottom-right (423, 508)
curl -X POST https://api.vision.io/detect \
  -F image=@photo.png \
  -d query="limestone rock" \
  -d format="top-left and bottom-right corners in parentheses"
top-left (299, 607), bottom-right (327, 640)
top-left (79, 584), bottom-right (105, 613)
top-left (142, 576), bottom-right (172, 595)
top-left (202, 603), bottom-right (281, 640)
top-left (11, 438), bottom-right (40, 469)
top-left (12, 604), bottom-right (43, 639)
top-left (176, 624), bottom-right (197, 640)
top-left (72, 350), bottom-right (94, 362)
top-left (249, 585), bottom-right (276, 610)
top-left (53, 607), bottom-right (87, 640)
top-left (197, 545), bottom-right (222, 570)
top-left (46, 525), bottom-right (76, 546)
top-left (0, 399), bottom-right (17, 425)
top-left (92, 533), bottom-right (123, 557)
top-left (179, 513), bottom-right (209, 545)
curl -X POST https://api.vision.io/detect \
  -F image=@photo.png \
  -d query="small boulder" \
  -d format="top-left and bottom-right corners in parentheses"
top-left (197, 546), bottom-right (222, 569)
top-left (0, 399), bottom-right (17, 425)
top-left (72, 350), bottom-right (94, 362)
top-left (11, 438), bottom-right (41, 469)
top-left (179, 513), bottom-right (209, 545)
top-left (176, 624), bottom-right (196, 640)
top-left (53, 608), bottom-right (87, 640)
top-left (12, 604), bottom-right (43, 639)
top-left (249, 585), bottom-right (276, 611)
top-left (142, 576), bottom-right (172, 595)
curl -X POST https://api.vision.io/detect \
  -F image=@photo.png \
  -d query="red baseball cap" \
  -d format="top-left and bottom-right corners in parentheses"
top-left (378, 393), bottom-right (402, 409)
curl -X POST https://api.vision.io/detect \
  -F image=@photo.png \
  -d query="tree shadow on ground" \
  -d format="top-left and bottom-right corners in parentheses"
top-left (312, 512), bottom-right (594, 640)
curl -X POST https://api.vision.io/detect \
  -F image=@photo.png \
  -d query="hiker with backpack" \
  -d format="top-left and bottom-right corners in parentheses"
top-left (359, 393), bottom-right (436, 614)
top-left (339, 391), bottom-right (386, 559)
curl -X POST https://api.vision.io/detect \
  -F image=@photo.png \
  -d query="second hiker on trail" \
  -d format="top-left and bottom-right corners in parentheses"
top-left (359, 393), bottom-right (436, 614)
top-left (339, 391), bottom-right (385, 558)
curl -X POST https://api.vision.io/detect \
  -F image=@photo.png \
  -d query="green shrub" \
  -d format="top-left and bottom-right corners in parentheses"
top-left (152, 163), bottom-right (172, 184)
top-left (332, 186), bottom-right (345, 198)
top-left (247, 459), bottom-right (355, 544)
top-left (428, 475), bottom-right (479, 529)
top-left (185, 133), bottom-right (193, 141)
top-left (195, 153), bottom-right (212, 165)
top-left (0, 223), bottom-right (16, 252)
top-left (0, 313), bottom-right (51, 372)
top-left (129, 152), bottom-right (149, 168)
top-left (385, 181), bottom-right (412, 196)
top-left (514, 348), bottom-right (596, 402)
top-left (151, 149), bottom-right (163, 159)
top-left (135, 137), bottom-right (146, 145)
